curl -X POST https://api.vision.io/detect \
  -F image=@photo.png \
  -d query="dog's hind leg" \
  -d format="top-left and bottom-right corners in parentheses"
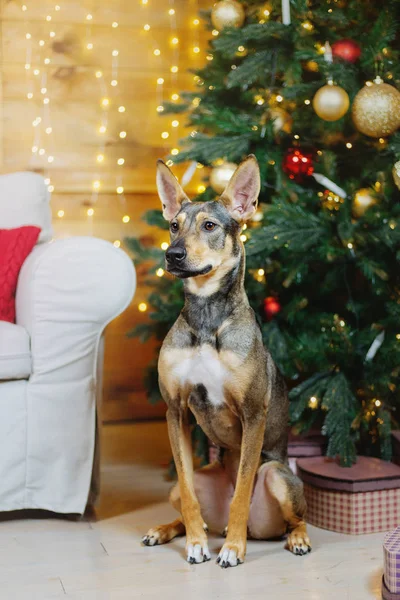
top-left (266, 461), bottom-right (312, 556)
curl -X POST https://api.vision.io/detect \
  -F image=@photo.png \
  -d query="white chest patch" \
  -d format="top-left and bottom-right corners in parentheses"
top-left (173, 345), bottom-right (227, 406)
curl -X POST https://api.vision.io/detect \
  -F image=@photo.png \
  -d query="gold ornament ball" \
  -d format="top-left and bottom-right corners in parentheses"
top-left (312, 84), bottom-right (350, 122)
top-left (269, 107), bottom-right (292, 134)
top-left (211, 0), bottom-right (245, 30)
top-left (352, 81), bottom-right (400, 138)
top-left (352, 188), bottom-right (377, 218)
top-left (393, 161), bottom-right (400, 190)
top-left (210, 162), bottom-right (237, 194)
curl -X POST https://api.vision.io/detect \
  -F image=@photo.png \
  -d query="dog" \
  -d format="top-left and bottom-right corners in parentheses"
top-left (142, 155), bottom-right (311, 568)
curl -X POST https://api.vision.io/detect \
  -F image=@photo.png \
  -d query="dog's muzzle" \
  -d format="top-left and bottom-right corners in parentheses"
top-left (165, 244), bottom-right (186, 266)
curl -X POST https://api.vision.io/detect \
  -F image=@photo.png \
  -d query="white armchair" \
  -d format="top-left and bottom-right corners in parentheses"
top-left (0, 172), bottom-right (135, 514)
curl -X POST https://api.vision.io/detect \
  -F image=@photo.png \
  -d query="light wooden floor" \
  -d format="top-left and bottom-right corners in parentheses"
top-left (0, 422), bottom-right (384, 599)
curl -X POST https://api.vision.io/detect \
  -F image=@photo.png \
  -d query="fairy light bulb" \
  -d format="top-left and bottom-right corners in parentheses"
top-left (25, 63), bottom-right (30, 70)
top-left (48, 156), bottom-right (54, 163)
top-left (95, 71), bottom-right (102, 78)
top-left (168, 8), bottom-right (175, 15)
top-left (157, 77), bottom-right (164, 85)
top-left (39, 149), bottom-right (45, 156)
top-left (112, 50), bottom-right (119, 57)
top-left (46, 15), bottom-right (51, 21)
top-left (375, 399), bottom-right (382, 407)
top-left (87, 208), bottom-right (94, 216)
top-left (161, 242), bottom-right (168, 250)
top-left (57, 210), bottom-right (64, 218)
top-left (43, 98), bottom-right (50, 105)
top-left (116, 186), bottom-right (124, 194)
top-left (45, 127), bottom-right (52, 134)
top-left (34, 69), bottom-right (40, 75)
top-left (26, 33), bottom-right (31, 39)
top-left (87, 42), bottom-right (93, 50)
top-left (171, 37), bottom-right (179, 45)
top-left (308, 396), bottom-right (318, 408)
top-left (171, 148), bottom-right (179, 156)
top-left (41, 87), bottom-right (47, 94)
top-left (122, 215), bottom-right (130, 223)
top-left (32, 146), bottom-right (38, 153)
top-left (119, 131), bottom-right (127, 138)
top-left (240, 234), bottom-right (247, 242)
top-left (39, 40), bottom-right (45, 47)
top-left (161, 132), bottom-right (169, 139)
top-left (144, 24), bottom-right (150, 30)
top-left (138, 303), bottom-right (147, 312)
top-left (48, 185), bottom-right (54, 192)
top-left (193, 18), bottom-right (200, 25)
top-left (171, 93), bottom-right (179, 101)
top-left (112, 22), bottom-right (118, 28)
top-left (197, 185), bottom-right (206, 193)
top-left (257, 269), bottom-right (265, 276)
top-left (44, 58), bottom-right (51, 64)
top-left (156, 105), bottom-right (164, 113)
top-left (50, 32), bottom-right (55, 38)
top-left (97, 154), bottom-right (104, 163)
top-left (44, 178), bottom-right (50, 185)
top-left (55, 5), bottom-right (60, 10)
top-left (99, 125), bottom-right (107, 133)
top-left (171, 120), bottom-right (179, 127)
top-left (93, 180), bottom-right (101, 190)
top-left (22, 4), bottom-right (27, 10)
top-left (114, 240), bottom-right (121, 248)
top-left (27, 92), bottom-right (33, 99)
top-left (193, 47), bottom-right (200, 53)
top-left (156, 268), bottom-right (164, 277)
top-left (101, 98), bottom-right (109, 107)
top-left (170, 65), bottom-right (178, 73)
top-left (117, 158), bottom-right (125, 165)
top-left (86, 13), bottom-right (92, 20)
top-left (153, 49), bottom-right (161, 56)
top-left (111, 79), bottom-right (118, 86)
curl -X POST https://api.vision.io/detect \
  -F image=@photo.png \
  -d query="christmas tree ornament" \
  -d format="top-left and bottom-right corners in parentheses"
top-left (263, 296), bottom-right (281, 320)
top-left (332, 39), bottom-right (361, 63)
top-left (211, 0), bottom-right (245, 30)
top-left (352, 77), bottom-right (400, 138)
top-left (321, 190), bottom-right (345, 211)
top-left (392, 161), bottom-right (400, 190)
top-left (209, 161), bottom-right (237, 194)
top-left (283, 148), bottom-right (314, 181)
top-left (352, 188), bottom-right (377, 218)
top-left (312, 82), bottom-right (350, 122)
top-left (269, 107), bottom-right (292, 134)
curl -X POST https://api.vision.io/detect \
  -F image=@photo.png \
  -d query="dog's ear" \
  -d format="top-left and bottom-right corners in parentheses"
top-left (219, 155), bottom-right (260, 222)
top-left (156, 160), bottom-right (190, 220)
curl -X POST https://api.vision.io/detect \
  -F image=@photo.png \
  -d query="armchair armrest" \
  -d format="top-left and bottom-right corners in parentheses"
top-left (16, 237), bottom-right (135, 378)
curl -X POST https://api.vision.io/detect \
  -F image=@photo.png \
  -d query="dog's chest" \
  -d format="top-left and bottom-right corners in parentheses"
top-left (173, 345), bottom-right (228, 406)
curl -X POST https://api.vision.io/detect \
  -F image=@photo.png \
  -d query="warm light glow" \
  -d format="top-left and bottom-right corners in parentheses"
top-left (153, 48), bottom-right (161, 56)
top-left (39, 40), bottom-right (45, 47)
top-left (171, 93), bottom-right (179, 101)
top-left (22, 4), bottom-right (27, 10)
top-left (25, 63), bottom-right (30, 70)
top-left (157, 77), bottom-right (164, 85)
top-left (101, 98), bottom-right (109, 107)
top-left (143, 24), bottom-right (151, 31)
top-left (50, 32), bottom-right (55, 38)
top-left (122, 215), bottom-right (130, 223)
top-left (156, 268), bottom-right (164, 277)
top-left (27, 92), bottom-right (33, 99)
top-left (111, 79), bottom-right (118, 86)
top-left (396, 334), bottom-right (400, 340)
top-left (161, 242), bottom-right (169, 250)
top-left (57, 210), bottom-right (64, 218)
top-left (308, 396), bottom-right (318, 408)
top-left (193, 18), bottom-right (200, 25)
top-left (347, 242), bottom-right (353, 249)
top-left (118, 106), bottom-right (126, 112)
top-left (114, 240), bottom-right (121, 248)
top-left (26, 33), bottom-right (31, 39)
top-left (112, 22), bottom-right (118, 28)
top-left (116, 186), bottom-right (124, 194)
top-left (45, 127), bottom-right (52, 134)
top-left (193, 46), bottom-right (200, 53)
top-left (142, 0), bottom-right (148, 4)
top-left (86, 43), bottom-right (93, 50)
top-left (32, 146), bottom-right (38, 153)
top-left (304, 99), bottom-right (310, 105)
top-left (171, 37), bottom-right (179, 45)
top-left (171, 120), bottom-right (179, 127)
top-left (156, 105), bottom-right (164, 113)
top-left (97, 154), bottom-right (104, 163)
top-left (138, 303), bottom-right (147, 312)
top-left (87, 208), bottom-right (94, 216)
top-left (95, 71), bottom-right (103, 78)
top-left (212, 29), bottom-right (219, 36)
top-left (55, 5), bottom-right (60, 10)
top-left (346, 142), bottom-right (352, 149)
top-left (171, 148), bottom-right (179, 156)
top-left (44, 178), bottom-right (50, 185)
top-left (240, 234), bottom-right (247, 242)
top-left (197, 185), bottom-right (206, 193)
top-left (170, 65), bottom-right (178, 73)
top-left (168, 8), bottom-right (175, 15)
top-left (161, 131), bottom-right (169, 139)
top-left (46, 15), bottom-right (52, 21)
top-left (257, 269), bottom-right (265, 276)
top-left (39, 149), bottom-right (45, 156)
top-left (117, 158), bottom-right (125, 165)
top-left (48, 156), bottom-right (54, 163)
top-left (375, 399), bottom-right (382, 407)
top-left (48, 185), bottom-right (54, 192)
top-left (86, 13), bottom-right (92, 20)
top-left (276, 95), bottom-right (283, 102)
top-left (112, 49), bottom-right (119, 56)
top-left (43, 98), bottom-right (50, 105)
top-left (41, 87), bottom-right (47, 94)
top-left (99, 125), bottom-right (107, 133)
top-left (119, 131), bottom-right (127, 138)
top-left (238, 45), bottom-right (245, 52)
top-left (44, 58), bottom-right (51, 64)
top-left (93, 180), bottom-right (101, 190)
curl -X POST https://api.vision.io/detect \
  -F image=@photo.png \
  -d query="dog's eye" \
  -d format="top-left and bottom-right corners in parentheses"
top-left (170, 222), bottom-right (179, 233)
top-left (204, 221), bottom-right (216, 232)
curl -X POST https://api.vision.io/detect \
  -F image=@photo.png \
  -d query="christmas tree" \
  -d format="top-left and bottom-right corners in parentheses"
top-left (127, 0), bottom-right (400, 467)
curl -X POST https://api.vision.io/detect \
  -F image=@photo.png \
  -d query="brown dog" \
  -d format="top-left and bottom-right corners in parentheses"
top-left (142, 156), bottom-right (311, 567)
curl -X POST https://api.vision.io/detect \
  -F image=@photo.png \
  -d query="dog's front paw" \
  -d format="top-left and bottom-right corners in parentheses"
top-left (286, 527), bottom-right (312, 556)
top-left (217, 540), bottom-right (246, 568)
top-left (186, 541), bottom-right (211, 564)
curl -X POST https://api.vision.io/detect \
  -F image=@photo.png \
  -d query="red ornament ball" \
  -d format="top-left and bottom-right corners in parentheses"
top-left (282, 148), bottom-right (314, 182)
top-left (263, 296), bottom-right (281, 320)
top-left (332, 39), bottom-right (361, 63)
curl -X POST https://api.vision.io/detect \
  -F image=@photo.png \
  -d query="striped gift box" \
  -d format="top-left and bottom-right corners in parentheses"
top-left (384, 527), bottom-right (400, 594)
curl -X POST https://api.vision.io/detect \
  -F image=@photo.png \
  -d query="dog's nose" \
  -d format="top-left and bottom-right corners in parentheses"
top-left (166, 245), bottom-right (186, 264)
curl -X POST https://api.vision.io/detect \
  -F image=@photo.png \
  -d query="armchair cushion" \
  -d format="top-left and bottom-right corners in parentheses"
top-left (0, 321), bottom-right (31, 380)
top-left (0, 226), bottom-right (41, 322)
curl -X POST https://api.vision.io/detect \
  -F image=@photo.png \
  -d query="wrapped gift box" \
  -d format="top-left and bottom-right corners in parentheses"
top-left (297, 456), bottom-right (400, 534)
top-left (384, 527), bottom-right (400, 595)
top-left (288, 432), bottom-right (326, 475)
